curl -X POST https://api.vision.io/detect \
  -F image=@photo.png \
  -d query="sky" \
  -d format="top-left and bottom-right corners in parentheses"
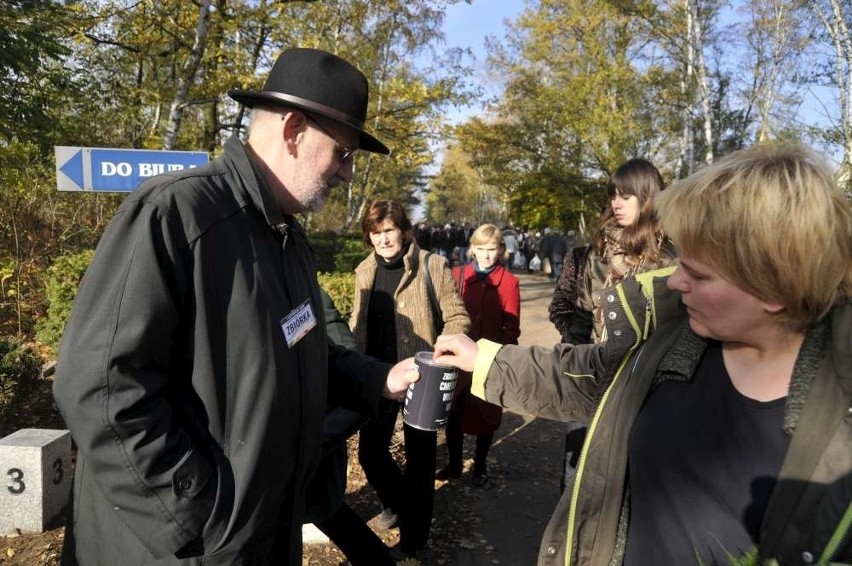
top-left (438, 0), bottom-right (526, 123)
top-left (434, 0), bottom-right (840, 163)
top-left (409, 0), bottom-right (527, 216)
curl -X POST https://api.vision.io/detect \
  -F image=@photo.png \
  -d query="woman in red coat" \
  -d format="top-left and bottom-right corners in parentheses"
top-left (438, 223), bottom-right (521, 486)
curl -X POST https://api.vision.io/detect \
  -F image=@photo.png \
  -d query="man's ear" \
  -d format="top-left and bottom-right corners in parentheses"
top-left (281, 111), bottom-right (309, 153)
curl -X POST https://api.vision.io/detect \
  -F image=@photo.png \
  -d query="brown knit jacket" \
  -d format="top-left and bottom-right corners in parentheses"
top-left (350, 242), bottom-right (470, 359)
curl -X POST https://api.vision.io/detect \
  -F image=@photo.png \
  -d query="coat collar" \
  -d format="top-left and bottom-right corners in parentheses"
top-left (224, 135), bottom-right (286, 229)
top-left (460, 262), bottom-right (506, 288)
top-left (402, 241), bottom-right (423, 273)
top-left (222, 135), bottom-right (312, 244)
top-left (655, 309), bottom-right (839, 435)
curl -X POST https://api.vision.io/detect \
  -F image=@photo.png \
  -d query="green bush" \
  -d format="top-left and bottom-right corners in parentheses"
top-left (35, 250), bottom-right (94, 355)
top-left (333, 238), bottom-right (368, 273)
top-left (32, 245), bottom-right (360, 354)
top-left (311, 232), bottom-right (366, 273)
top-left (318, 272), bottom-right (356, 320)
top-left (0, 339), bottom-right (44, 420)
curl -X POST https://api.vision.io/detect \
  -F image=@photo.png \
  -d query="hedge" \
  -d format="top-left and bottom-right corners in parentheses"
top-left (34, 238), bottom-right (363, 355)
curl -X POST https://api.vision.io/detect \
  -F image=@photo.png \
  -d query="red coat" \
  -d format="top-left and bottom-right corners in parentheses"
top-left (452, 263), bottom-right (521, 433)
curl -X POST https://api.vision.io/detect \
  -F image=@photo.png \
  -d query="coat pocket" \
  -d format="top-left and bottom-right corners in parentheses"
top-left (174, 448), bottom-right (233, 557)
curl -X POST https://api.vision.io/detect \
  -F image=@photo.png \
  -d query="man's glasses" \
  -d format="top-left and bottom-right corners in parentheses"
top-left (307, 116), bottom-right (355, 163)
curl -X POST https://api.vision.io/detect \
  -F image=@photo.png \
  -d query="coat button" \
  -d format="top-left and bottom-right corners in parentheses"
top-left (177, 477), bottom-right (193, 491)
top-left (802, 551), bottom-right (814, 563)
top-left (612, 329), bottom-right (622, 337)
top-left (606, 293), bottom-right (615, 303)
top-left (608, 311), bottom-right (617, 320)
top-left (546, 545), bottom-right (557, 556)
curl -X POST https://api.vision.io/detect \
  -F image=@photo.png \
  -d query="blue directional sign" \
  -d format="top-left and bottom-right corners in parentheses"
top-left (55, 146), bottom-right (209, 192)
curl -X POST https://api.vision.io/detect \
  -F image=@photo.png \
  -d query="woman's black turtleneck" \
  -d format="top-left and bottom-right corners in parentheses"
top-left (365, 246), bottom-right (408, 363)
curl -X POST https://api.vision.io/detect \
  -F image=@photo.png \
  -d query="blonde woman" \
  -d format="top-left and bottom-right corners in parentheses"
top-left (434, 144), bottom-right (852, 564)
top-left (438, 224), bottom-right (520, 486)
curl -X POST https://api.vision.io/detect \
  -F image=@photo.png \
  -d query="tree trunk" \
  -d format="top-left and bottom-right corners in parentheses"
top-left (678, 0), bottom-right (696, 177)
top-left (163, 0), bottom-right (212, 150)
top-left (690, 0), bottom-right (714, 163)
top-left (813, 0), bottom-right (852, 194)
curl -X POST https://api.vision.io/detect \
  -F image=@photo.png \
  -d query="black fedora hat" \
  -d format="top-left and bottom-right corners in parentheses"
top-left (228, 47), bottom-right (389, 155)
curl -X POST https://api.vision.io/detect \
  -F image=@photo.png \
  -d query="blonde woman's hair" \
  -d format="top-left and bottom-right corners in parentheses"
top-left (656, 143), bottom-right (852, 329)
top-left (467, 224), bottom-right (506, 260)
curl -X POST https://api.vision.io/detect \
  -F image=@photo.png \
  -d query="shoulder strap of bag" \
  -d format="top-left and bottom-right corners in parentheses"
top-left (422, 252), bottom-right (444, 335)
top-left (454, 264), bottom-right (465, 297)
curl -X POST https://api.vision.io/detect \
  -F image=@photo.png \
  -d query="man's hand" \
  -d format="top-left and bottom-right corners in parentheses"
top-left (432, 334), bottom-right (477, 372)
top-left (383, 356), bottom-right (420, 400)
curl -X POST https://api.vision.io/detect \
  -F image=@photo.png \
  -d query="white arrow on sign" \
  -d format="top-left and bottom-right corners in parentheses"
top-left (55, 147), bottom-right (89, 191)
top-left (54, 146), bottom-right (209, 192)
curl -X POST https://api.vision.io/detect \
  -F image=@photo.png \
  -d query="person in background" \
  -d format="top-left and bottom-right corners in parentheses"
top-left (437, 224), bottom-right (520, 487)
top-left (501, 226), bottom-right (519, 271)
top-left (351, 199), bottom-right (470, 559)
top-left (563, 229), bottom-right (579, 250)
top-left (305, 289), bottom-right (395, 565)
top-left (522, 228), bottom-right (539, 273)
top-left (455, 222), bottom-right (473, 265)
top-left (413, 221), bottom-right (432, 252)
top-left (52, 48), bottom-right (419, 566)
top-left (433, 223), bottom-right (455, 262)
top-left (549, 158), bottom-right (676, 490)
top-left (434, 143), bottom-right (852, 565)
top-left (564, 158), bottom-right (676, 344)
top-left (539, 227), bottom-right (568, 283)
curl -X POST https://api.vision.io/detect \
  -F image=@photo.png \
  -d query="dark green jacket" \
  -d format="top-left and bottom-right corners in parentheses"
top-left (54, 136), bottom-right (388, 565)
top-left (474, 270), bottom-right (852, 566)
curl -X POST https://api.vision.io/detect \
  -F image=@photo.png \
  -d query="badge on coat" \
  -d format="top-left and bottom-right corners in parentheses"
top-left (280, 299), bottom-right (317, 348)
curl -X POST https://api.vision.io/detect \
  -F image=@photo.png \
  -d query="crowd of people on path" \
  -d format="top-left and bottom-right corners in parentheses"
top-left (412, 220), bottom-right (584, 283)
top-left (49, 44), bottom-right (852, 566)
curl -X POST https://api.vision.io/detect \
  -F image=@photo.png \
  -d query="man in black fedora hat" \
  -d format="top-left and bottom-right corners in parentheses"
top-left (54, 47), bottom-right (417, 566)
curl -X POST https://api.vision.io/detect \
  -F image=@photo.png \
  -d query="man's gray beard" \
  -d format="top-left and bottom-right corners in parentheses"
top-left (303, 181), bottom-right (329, 212)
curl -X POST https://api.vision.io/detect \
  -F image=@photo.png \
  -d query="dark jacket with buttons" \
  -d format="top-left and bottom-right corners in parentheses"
top-left (472, 270), bottom-right (852, 566)
top-left (54, 136), bottom-right (389, 565)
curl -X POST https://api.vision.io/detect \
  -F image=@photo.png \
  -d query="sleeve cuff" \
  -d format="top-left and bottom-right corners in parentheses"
top-left (471, 339), bottom-right (503, 400)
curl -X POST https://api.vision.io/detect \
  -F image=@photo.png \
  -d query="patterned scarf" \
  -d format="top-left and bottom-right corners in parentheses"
top-left (600, 225), bottom-right (644, 288)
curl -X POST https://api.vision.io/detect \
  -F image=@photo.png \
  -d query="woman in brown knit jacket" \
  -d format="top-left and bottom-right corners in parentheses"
top-left (350, 199), bottom-right (470, 559)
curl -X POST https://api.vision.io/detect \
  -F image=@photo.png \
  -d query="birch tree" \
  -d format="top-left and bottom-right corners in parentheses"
top-left (810, 0), bottom-right (852, 192)
top-left (162, 0), bottom-right (212, 150)
top-left (737, 0), bottom-right (808, 143)
top-left (280, 0), bottom-right (473, 233)
top-left (649, 0), bottom-right (724, 172)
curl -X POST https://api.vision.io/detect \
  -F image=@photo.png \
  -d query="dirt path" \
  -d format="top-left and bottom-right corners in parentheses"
top-left (0, 274), bottom-right (563, 566)
top-left (0, 271), bottom-right (567, 566)
top-left (441, 271), bottom-right (565, 565)
top-left (303, 271), bottom-right (568, 565)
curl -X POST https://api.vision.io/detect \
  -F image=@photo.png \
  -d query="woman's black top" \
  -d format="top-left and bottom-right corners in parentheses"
top-left (625, 340), bottom-right (790, 564)
top-left (365, 249), bottom-right (406, 364)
